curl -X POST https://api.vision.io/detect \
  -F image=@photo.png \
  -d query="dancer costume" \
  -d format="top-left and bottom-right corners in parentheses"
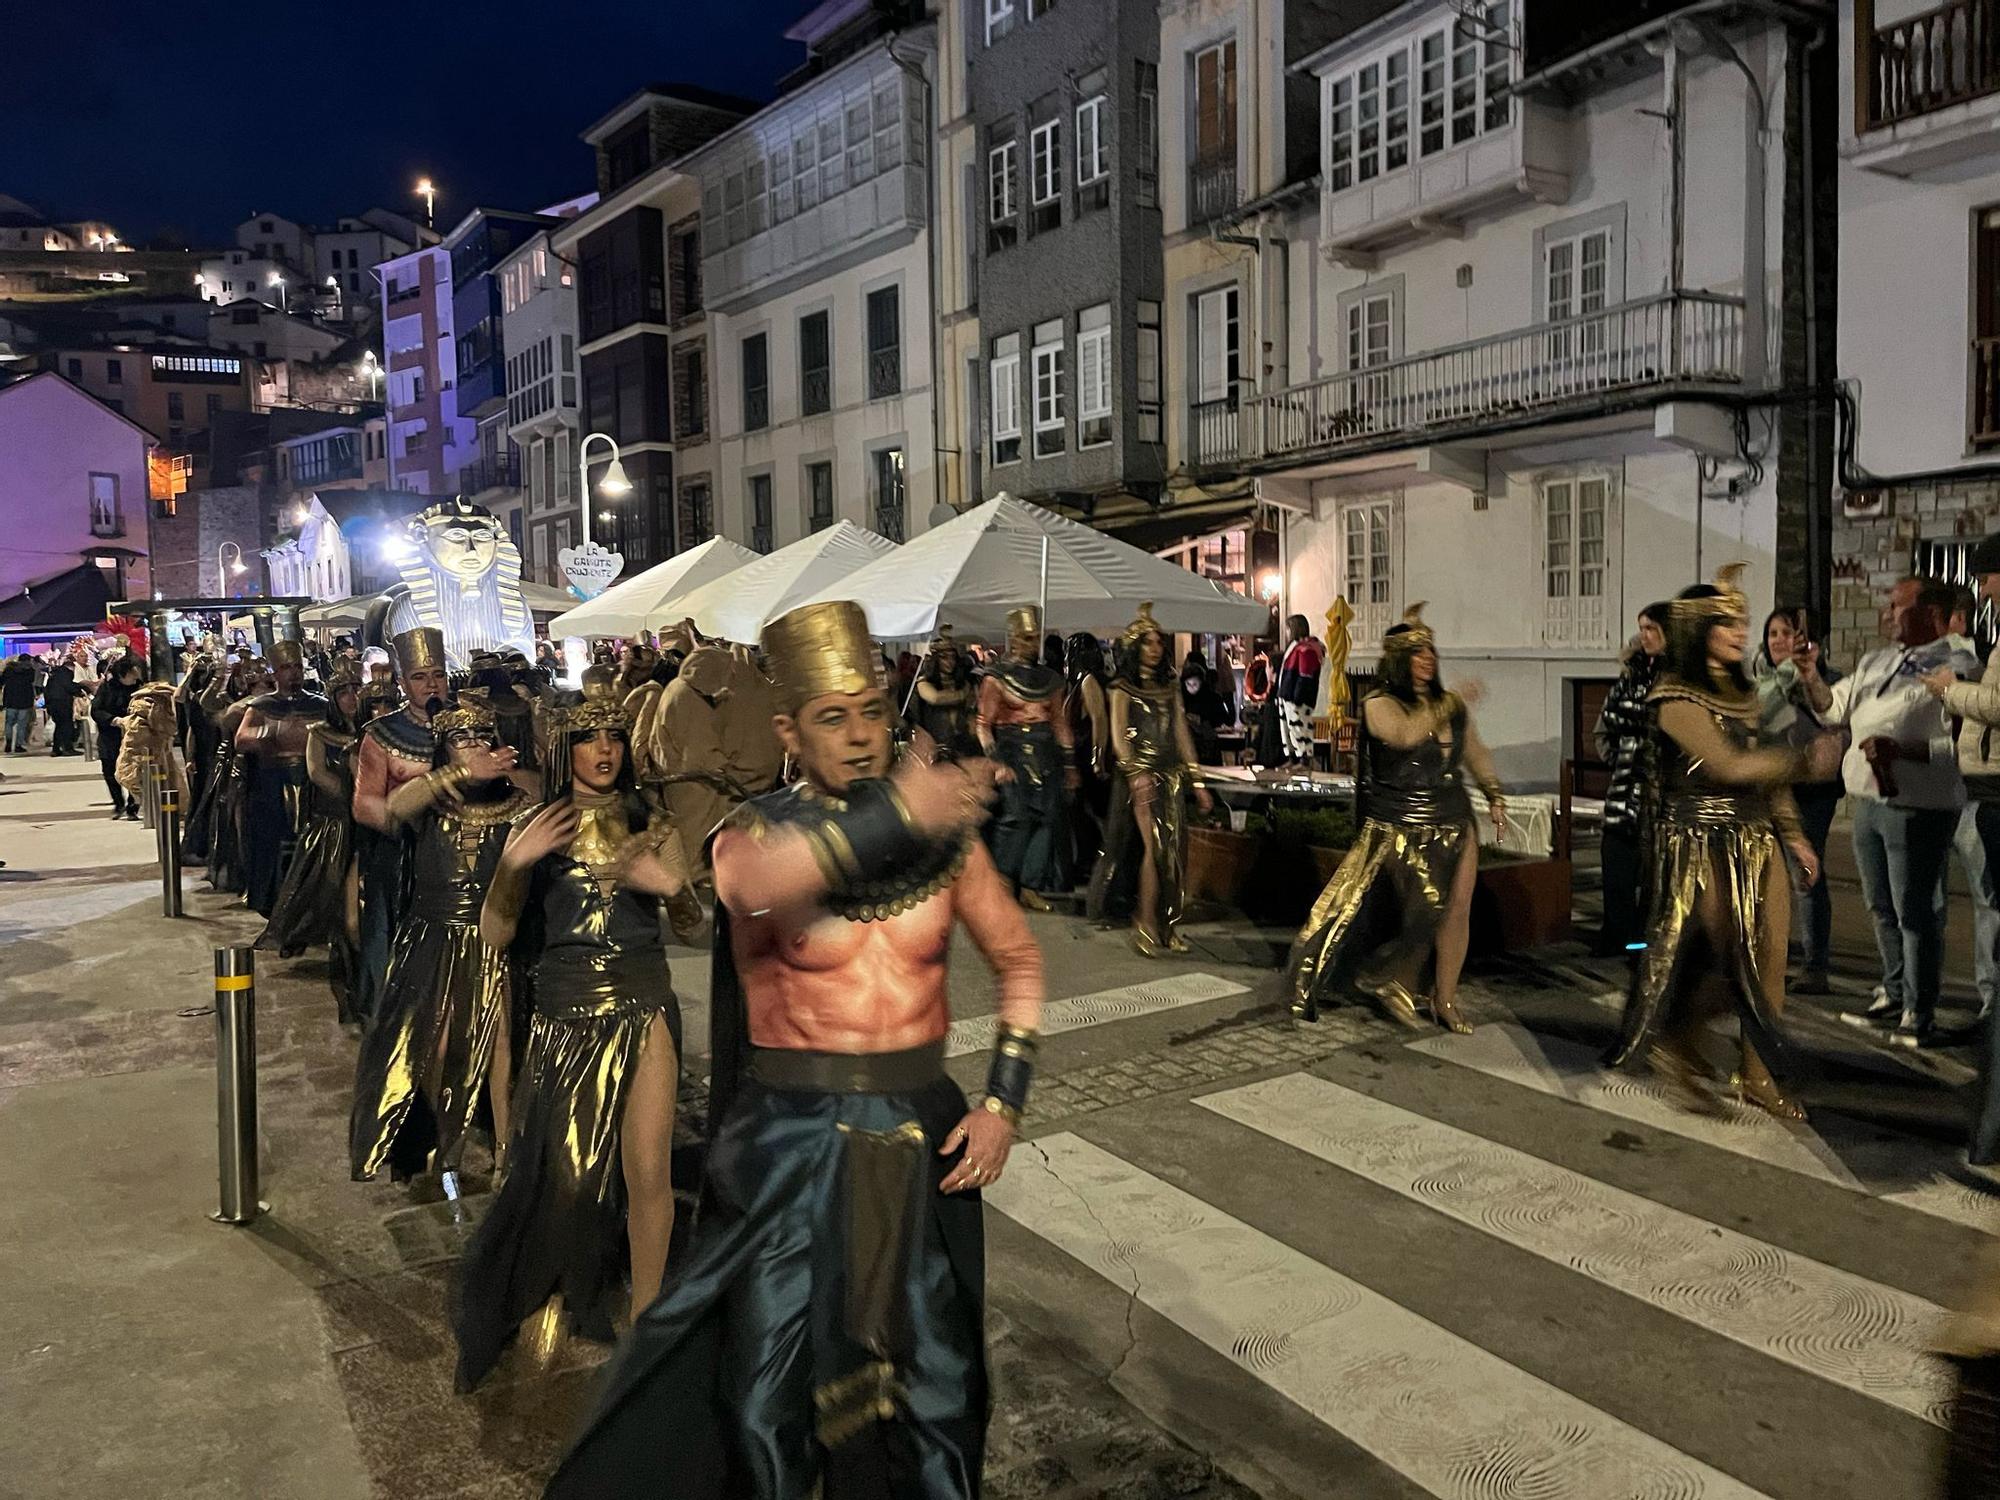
top-left (909, 627), bottom-right (982, 760)
top-left (1087, 605), bottom-right (1198, 954)
top-left (237, 641), bottom-right (329, 917)
top-left (453, 695), bottom-right (690, 1390)
top-left (548, 600), bottom-right (1044, 1500)
top-left (1607, 567), bottom-right (1806, 1093)
top-left (257, 676), bottom-right (362, 1016)
top-left (202, 690), bottom-right (252, 895)
top-left (977, 604), bottom-right (1073, 897)
top-left (1286, 605), bottom-right (1504, 1022)
top-left (349, 694), bottom-right (531, 1181)
top-left (350, 629), bottom-right (445, 1026)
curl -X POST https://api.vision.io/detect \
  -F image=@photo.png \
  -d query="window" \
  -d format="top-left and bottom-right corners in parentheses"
top-left (167, 391), bottom-right (184, 420)
top-left (1340, 497), bottom-right (1396, 641)
top-left (679, 481), bottom-right (713, 548)
top-left (1976, 207), bottom-right (2000, 448)
top-left (1076, 94), bottom-right (1109, 214)
top-left (668, 220), bottom-right (702, 323)
top-left (795, 128), bottom-right (820, 212)
top-left (987, 138), bottom-right (1018, 252)
top-left (1191, 39), bottom-right (1238, 220)
top-left (872, 447), bottom-right (907, 542)
top-left (1078, 303), bottom-right (1112, 448)
top-left (1032, 318), bottom-right (1065, 458)
top-left (674, 344), bottom-right (708, 439)
top-left (1136, 300), bottom-right (1162, 443)
top-left (742, 333), bottom-right (769, 431)
top-left (578, 208), bottom-right (666, 343)
top-left (1194, 285), bottom-right (1239, 406)
top-left (990, 333), bottom-right (1022, 465)
top-left (807, 461), bottom-right (835, 531)
top-left (1029, 120), bottom-right (1061, 235)
top-left (866, 287), bottom-right (901, 399)
top-left (89, 472), bottom-right (120, 537)
top-left (555, 429), bottom-right (572, 504)
top-left (986, 0), bottom-right (1014, 45)
top-left (65, 358), bottom-right (80, 380)
top-left (1346, 293), bottom-right (1393, 370)
top-left (1544, 227), bottom-right (1610, 361)
top-left (105, 358), bottom-right (122, 385)
top-left (800, 311), bottom-right (831, 415)
top-left (1542, 473), bottom-right (1613, 646)
top-left (1330, 6), bottom-right (1512, 192)
top-left (749, 473), bottom-right (775, 553)
top-left (1136, 62), bottom-right (1160, 208)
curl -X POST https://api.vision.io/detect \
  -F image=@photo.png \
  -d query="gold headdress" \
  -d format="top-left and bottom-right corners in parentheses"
top-left (761, 600), bottom-right (878, 713)
top-left (1006, 605), bottom-right (1041, 640)
top-left (1668, 562), bottom-right (1750, 628)
top-left (327, 660), bottom-right (362, 689)
top-left (267, 639), bottom-right (304, 669)
top-left (553, 697), bottom-right (630, 736)
top-left (393, 626), bottom-right (447, 675)
top-left (579, 663), bottom-right (620, 702)
top-left (1120, 601), bottom-right (1163, 649)
top-left (430, 690), bottom-right (497, 736)
top-left (1382, 602), bottom-right (1436, 654)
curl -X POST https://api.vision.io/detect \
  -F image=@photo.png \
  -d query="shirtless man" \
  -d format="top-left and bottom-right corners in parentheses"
top-left (550, 599), bottom-right (1043, 1500)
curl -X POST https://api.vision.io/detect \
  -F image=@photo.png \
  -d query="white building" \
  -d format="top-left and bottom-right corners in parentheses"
top-left (1174, 0), bottom-right (1824, 783)
top-left (206, 300), bottom-right (347, 365)
top-left (196, 248), bottom-right (312, 312)
top-left (313, 214), bottom-right (423, 319)
top-left (235, 211), bottom-right (313, 270)
top-left (1830, 0), bottom-right (2000, 668)
top-left (498, 224), bottom-right (586, 584)
top-left (262, 489), bottom-right (426, 603)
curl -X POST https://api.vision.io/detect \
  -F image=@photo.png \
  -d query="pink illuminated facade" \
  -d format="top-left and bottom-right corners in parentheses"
top-left (0, 371), bottom-right (153, 603)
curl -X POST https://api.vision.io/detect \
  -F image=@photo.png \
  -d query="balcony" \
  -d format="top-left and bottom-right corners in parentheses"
top-left (1851, 0), bottom-right (2000, 174)
top-left (802, 366), bottom-right (831, 415)
top-left (1192, 292), bottom-right (1747, 472)
top-left (460, 452), bottom-right (520, 495)
top-left (867, 347), bottom-right (901, 401)
top-left (1188, 152), bottom-right (1240, 226)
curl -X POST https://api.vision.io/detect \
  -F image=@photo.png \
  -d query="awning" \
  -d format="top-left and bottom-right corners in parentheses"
top-left (0, 562), bottom-right (118, 632)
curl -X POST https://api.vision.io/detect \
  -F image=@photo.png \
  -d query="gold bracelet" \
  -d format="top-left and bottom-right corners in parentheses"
top-left (981, 1095), bottom-right (1022, 1127)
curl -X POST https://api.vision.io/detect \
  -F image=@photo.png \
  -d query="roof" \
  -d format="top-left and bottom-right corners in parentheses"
top-left (580, 82), bottom-right (763, 145)
top-left (0, 369), bottom-right (158, 444)
top-left (0, 560), bottom-right (120, 630)
top-left (315, 488), bottom-right (430, 528)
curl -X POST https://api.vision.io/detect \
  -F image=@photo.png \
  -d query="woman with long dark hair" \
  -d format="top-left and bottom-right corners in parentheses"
top-left (909, 626), bottom-right (981, 759)
top-left (1608, 568), bottom-right (1842, 1119)
top-left (1286, 604), bottom-right (1507, 1031)
top-left (1752, 604), bottom-right (1843, 992)
top-left (453, 698), bottom-right (690, 1390)
top-left (1089, 605), bottom-right (1213, 956)
top-left (1593, 603), bottom-right (1669, 956)
top-left (1065, 629), bottom-right (1111, 872)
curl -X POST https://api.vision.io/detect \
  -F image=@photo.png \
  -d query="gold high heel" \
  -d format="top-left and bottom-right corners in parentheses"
top-left (1017, 888), bottom-right (1054, 913)
top-left (1731, 1070), bottom-right (1808, 1122)
top-left (1361, 979), bottom-right (1428, 1032)
top-left (1647, 1043), bottom-right (1725, 1117)
top-left (1132, 927), bottom-right (1167, 959)
top-left (1428, 995), bottom-right (1473, 1035)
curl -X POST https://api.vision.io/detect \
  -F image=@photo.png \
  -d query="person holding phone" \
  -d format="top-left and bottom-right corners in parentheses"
top-left (1753, 605), bottom-right (1843, 992)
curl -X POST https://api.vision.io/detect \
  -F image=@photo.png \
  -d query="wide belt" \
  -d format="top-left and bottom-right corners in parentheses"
top-left (748, 1041), bottom-right (945, 1094)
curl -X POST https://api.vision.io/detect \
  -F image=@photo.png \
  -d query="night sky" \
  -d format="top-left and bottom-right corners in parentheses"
top-left (8, 0), bottom-right (810, 247)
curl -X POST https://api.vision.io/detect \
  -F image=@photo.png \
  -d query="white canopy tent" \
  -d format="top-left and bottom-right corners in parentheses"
top-left (299, 579), bottom-right (583, 630)
top-left (797, 495), bottom-right (1271, 639)
top-left (545, 536), bottom-right (761, 639)
top-left (665, 521), bottom-right (900, 644)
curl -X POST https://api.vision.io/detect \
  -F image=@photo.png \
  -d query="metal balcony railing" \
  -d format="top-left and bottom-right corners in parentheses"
top-left (1191, 291), bottom-right (1748, 471)
top-left (802, 366), bottom-right (831, 415)
top-left (868, 348), bottom-right (901, 400)
top-left (1859, 0), bottom-right (2000, 131)
top-left (460, 452), bottom-right (520, 494)
top-left (1188, 152), bottom-right (1240, 225)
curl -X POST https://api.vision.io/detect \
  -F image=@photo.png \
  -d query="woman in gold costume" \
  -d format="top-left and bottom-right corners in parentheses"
top-left (1286, 605), bottom-right (1505, 1031)
top-left (1607, 569), bottom-right (1841, 1120)
top-left (348, 695), bottom-right (531, 1182)
top-left (452, 698), bottom-right (691, 1391)
top-left (257, 670), bottom-right (364, 1022)
top-left (1088, 604), bottom-right (1213, 956)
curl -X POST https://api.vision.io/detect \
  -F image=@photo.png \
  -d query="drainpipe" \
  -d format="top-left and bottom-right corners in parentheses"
top-left (890, 38), bottom-right (949, 517)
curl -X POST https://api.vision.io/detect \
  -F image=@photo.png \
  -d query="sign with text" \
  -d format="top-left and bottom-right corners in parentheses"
top-left (559, 541), bottom-right (624, 600)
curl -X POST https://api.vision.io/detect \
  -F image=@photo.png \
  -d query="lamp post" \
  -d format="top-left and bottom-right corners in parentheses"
top-left (577, 431), bottom-right (632, 549)
top-left (361, 349), bottom-right (380, 401)
top-left (218, 541), bottom-right (248, 597)
top-left (415, 178), bottom-right (437, 230)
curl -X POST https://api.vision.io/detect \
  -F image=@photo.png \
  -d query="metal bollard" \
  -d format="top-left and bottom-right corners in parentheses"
top-left (210, 947), bottom-right (262, 1225)
top-left (139, 753), bottom-right (158, 831)
top-left (157, 763), bottom-right (183, 918)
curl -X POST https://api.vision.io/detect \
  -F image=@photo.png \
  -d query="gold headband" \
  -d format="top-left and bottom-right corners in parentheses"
top-left (393, 627), bottom-right (447, 675)
top-left (1668, 562), bottom-right (1750, 626)
top-left (1006, 605), bottom-right (1041, 639)
top-left (762, 600), bottom-right (878, 713)
top-left (1120, 601), bottom-right (1162, 649)
top-left (1382, 602), bottom-right (1435, 654)
top-left (555, 698), bottom-right (630, 735)
top-left (430, 691), bottom-right (497, 736)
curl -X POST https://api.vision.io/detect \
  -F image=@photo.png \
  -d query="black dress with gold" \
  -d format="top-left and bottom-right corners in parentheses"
top-left (256, 721), bottom-right (356, 959)
top-left (348, 786), bottom-right (531, 1181)
top-left (1087, 682), bottom-right (1192, 945)
top-left (1287, 691), bottom-right (1478, 1020)
top-left (452, 791), bottom-right (684, 1391)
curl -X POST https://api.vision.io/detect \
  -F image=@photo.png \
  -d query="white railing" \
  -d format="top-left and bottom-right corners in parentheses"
top-left (1192, 292), bottom-right (1747, 471)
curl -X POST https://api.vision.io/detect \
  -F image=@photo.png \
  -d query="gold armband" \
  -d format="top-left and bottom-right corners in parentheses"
top-left (484, 857), bottom-right (531, 928)
top-left (981, 1095), bottom-right (1022, 1127)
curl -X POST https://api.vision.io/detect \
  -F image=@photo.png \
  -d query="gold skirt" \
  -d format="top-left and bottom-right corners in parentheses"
top-left (1609, 815), bottom-right (1788, 1071)
top-left (1286, 816), bottom-right (1472, 1020)
top-left (1087, 765), bottom-right (1188, 940)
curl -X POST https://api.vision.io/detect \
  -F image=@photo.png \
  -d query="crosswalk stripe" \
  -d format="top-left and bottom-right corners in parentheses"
top-left (942, 971), bottom-right (1248, 1057)
top-left (1409, 1024), bottom-right (2000, 1234)
top-left (989, 1131), bottom-right (1773, 1500)
top-left (1196, 1071), bottom-right (1953, 1425)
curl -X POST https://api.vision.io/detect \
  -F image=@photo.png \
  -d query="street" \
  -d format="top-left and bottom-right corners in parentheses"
top-left (0, 751), bottom-right (1986, 1500)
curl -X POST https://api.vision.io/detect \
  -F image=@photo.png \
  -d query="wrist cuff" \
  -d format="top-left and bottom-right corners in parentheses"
top-left (985, 1023), bottom-right (1038, 1119)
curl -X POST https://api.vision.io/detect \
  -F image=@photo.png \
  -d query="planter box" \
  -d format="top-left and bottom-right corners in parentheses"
top-left (1471, 855), bottom-right (1573, 957)
top-left (1187, 825), bottom-right (1351, 924)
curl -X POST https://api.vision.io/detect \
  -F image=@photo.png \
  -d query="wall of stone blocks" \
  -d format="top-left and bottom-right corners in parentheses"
top-left (1828, 476), bottom-right (2000, 668)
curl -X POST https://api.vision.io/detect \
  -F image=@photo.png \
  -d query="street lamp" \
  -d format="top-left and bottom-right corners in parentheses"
top-left (415, 177), bottom-right (437, 229)
top-left (361, 348), bottom-right (380, 400)
top-left (218, 541), bottom-right (248, 595)
top-left (578, 431), bottom-right (632, 547)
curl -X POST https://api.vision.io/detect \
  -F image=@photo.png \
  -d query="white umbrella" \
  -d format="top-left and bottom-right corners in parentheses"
top-left (667, 521), bottom-right (900, 643)
top-left (546, 536), bottom-right (761, 638)
top-left (797, 494), bottom-right (1271, 639)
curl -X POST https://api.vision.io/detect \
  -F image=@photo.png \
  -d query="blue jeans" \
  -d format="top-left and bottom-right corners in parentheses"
top-left (1852, 799), bottom-right (1959, 1030)
top-left (2, 707), bottom-right (29, 751)
top-left (1793, 784), bottom-right (1841, 975)
top-left (1941, 804), bottom-right (2000, 1020)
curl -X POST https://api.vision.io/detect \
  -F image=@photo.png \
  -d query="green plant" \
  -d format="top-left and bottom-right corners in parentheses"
top-left (1267, 804), bottom-right (1356, 850)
